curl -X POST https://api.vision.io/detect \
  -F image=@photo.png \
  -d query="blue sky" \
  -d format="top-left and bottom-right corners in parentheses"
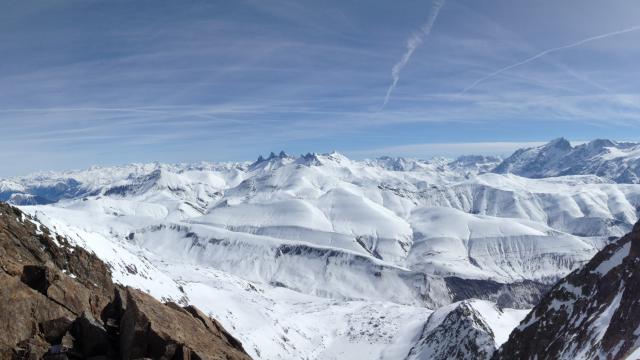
top-left (2, 0), bottom-right (640, 176)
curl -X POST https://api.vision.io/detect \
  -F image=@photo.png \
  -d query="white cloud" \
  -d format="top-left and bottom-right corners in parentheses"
top-left (462, 24), bottom-right (640, 93)
top-left (382, 0), bottom-right (446, 108)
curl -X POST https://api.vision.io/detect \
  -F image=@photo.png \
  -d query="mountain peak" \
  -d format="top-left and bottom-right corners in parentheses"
top-left (295, 151), bottom-right (345, 166)
top-left (266, 151), bottom-right (290, 160)
top-left (253, 151), bottom-right (291, 165)
top-left (545, 137), bottom-right (572, 150)
top-left (324, 150), bottom-right (347, 163)
top-left (587, 138), bottom-right (616, 149)
top-left (493, 138), bottom-right (640, 182)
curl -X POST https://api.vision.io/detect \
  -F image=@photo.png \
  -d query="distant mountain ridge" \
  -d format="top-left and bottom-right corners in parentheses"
top-left (0, 152), bottom-right (496, 205)
top-left (3, 137), bottom-right (640, 206)
top-left (493, 138), bottom-right (640, 183)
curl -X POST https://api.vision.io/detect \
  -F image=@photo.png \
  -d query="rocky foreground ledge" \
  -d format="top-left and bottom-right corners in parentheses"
top-left (0, 202), bottom-right (252, 360)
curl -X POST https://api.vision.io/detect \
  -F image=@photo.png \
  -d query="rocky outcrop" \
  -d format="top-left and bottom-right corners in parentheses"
top-left (0, 202), bottom-right (251, 360)
top-left (119, 288), bottom-right (249, 360)
top-left (493, 221), bottom-right (640, 359)
top-left (406, 301), bottom-right (497, 360)
top-left (445, 277), bottom-right (550, 309)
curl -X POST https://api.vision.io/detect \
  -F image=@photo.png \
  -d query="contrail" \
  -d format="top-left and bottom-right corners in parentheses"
top-left (461, 25), bottom-right (640, 94)
top-left (382, 0), bottom-right (446, 109)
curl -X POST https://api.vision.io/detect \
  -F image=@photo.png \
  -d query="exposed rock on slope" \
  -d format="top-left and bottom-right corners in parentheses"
top-left (0, 202), bottom-right (251, 360)
top-left (120, 289), bottom-right (249, 359)
top-left (494, 220), bottom-right (640, 359)
top-left (444, 277), bottom-right (550, 309)
top-left (406, 300), bottom-right (528, 360)
top-left (406, 301), bottom-right (496, 360)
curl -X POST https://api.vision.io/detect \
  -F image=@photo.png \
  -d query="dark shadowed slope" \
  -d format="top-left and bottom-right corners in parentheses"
top-left (494, 220), bottom-right (640, 360)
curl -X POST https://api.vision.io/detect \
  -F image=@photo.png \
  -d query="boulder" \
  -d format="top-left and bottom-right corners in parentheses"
top-left (0, 272), bottom-right (73, 350)
top-left (40, 317), bottom-right (75, 344)
top-left (183, 305), bottom-right (246, 352)
top-left (120, 287), bottom-right (252, 360)
top-left (73, 312), bottom-right (112, 357)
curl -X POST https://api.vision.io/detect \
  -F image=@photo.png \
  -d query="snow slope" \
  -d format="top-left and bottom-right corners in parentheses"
top-left (19, 206), bottom-right (434, 360)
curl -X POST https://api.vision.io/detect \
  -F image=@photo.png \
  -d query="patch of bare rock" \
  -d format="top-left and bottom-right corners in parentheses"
top-left (0, 202), bottom-right (252, 360)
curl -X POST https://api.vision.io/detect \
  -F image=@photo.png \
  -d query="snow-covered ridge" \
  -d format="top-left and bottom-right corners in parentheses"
top-left (1, 152), bottom-right (491, 204)
top-left (495, 221), bottom-right (640, 359)
top-left (494, 138), bottom-right (640, 183)
top-left (0, 161), bottom-right (248, 204)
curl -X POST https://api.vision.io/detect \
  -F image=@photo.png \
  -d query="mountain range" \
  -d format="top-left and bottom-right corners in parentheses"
top-left (494, 138), bottom-right (640, 183)
top-left (2, 138), bottom-right (640, 359)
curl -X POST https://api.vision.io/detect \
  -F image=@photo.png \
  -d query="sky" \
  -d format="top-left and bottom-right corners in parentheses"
top-left (2, 0), bottom-right (640, 176)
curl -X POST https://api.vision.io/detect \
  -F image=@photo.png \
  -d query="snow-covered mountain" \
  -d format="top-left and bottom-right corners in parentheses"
top-left (406, 299), bottom-right (528, 360)
top-left (2, 145), bottom-right (640, 359)
top-left (366, 155), bottom-right (500, 174)
top-left (494, 138), bottom-right (640, 183)
top-left (494, 220), bottom-right (640, 360)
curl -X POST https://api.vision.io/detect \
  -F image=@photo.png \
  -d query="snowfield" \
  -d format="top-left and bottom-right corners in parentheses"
top-left (5, 142), bottom-right (640, 359)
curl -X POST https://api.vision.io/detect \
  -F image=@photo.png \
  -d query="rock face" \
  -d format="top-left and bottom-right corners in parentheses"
top-left (494, 221), bottom-right (640, 359)
top-left (406, 299), bottom-right (529, 360)
top-left (444, 277), bottom-right (550, 310)
top-left (120, 289), bottom-right (250, 360)
top-left (0, 202), bottom-right (252, 360)
top-left (406, 301), bottom-right (496, 360)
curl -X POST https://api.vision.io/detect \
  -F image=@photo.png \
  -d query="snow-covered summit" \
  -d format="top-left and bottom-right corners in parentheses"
top-left (366, 155), bottom-right (500, 174)
top-left (407, 299), bottom-right (528, 360)
top-left (494, 138), bottom-right (640, 183)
